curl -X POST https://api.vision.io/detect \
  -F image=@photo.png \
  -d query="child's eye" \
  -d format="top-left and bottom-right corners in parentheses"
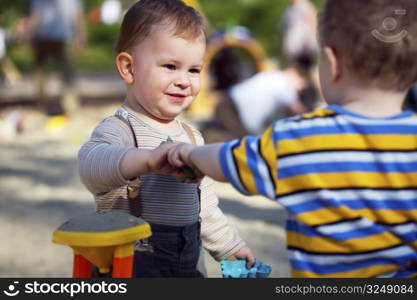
top-left (163, 64), bottom-right (176, 70)
top-left (189, 68), bottom-right (201, 74)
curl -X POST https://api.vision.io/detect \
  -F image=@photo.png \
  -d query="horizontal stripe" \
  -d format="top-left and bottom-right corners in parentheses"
top-left (280, 188), bottom-right (417, 207)
top-left (292, 264), bottom-right (400, 278)
top-left (288, 244), bottom-right (415, 264)
top-left (396, 232), bottom-right (417, 243)
top-left (278, 135), bottom-right (417, 157)
top-left (290, 252), bottom-right (417, 277)
top-left (278, 172), bottom-right (417, 196)
top-left (277, 117), bottom-right (417, 144)
top-left (286, 218), bottom-right (386, 241)
top-left (280, 149), bottom-right (417, 160)
top-left (279, 151), bottom-right (417, 169)
top-left (315, 218), bottom-right (416, 238)
top-left (277, 116), bottom-right (345, 134)
top-left (291, 258), bottom-right (402, 276)
top-left (390, 222), bottom-right (417, 235)
top-left (279, 161), bottom-right (417, 179)
top-left (296, 207), bottom-right (417, 226)
top-left (390, 223), bottom-right (417, 243)
top-left (311, 217), bottom-right (364, 229)
top-left (278, 123), bottom-right (417, 141)
top-left (286, 231), bottom-right (401, 253)
top-left (285, 198), bottom-right (417, 215)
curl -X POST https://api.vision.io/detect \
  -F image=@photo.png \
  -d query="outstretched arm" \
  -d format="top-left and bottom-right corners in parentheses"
top-left (120, 142), bottom-right (178, 180)
top-left (168, 143), bottom-right (227, 182)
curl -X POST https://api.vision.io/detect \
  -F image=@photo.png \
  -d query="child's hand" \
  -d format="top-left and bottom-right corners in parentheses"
top-left (167, 142), bottom-right (204, 182)
top-left (226, 246), bottom-right (256, 269)
top-left (167, 142), bottom-right (195, 168)
top-left (147, 142), bottom-right (182, 176)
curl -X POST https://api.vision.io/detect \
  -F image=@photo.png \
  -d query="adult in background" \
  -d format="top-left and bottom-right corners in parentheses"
top-left (281, 0), bottom-right (318, 68)
top-left (210, 64), bottom-right (309, 141)
top-left (26, 0), bottom-right (86, 115)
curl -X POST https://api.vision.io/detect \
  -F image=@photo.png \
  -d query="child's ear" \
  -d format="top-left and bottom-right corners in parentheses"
top-left (116, 52), bottom-right (134, 84)
top-left (323, 46), bottom-right (343, 82)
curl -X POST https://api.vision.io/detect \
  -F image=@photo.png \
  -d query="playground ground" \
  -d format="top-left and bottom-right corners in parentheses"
top-left (0, 75), bottom-right (290, 278)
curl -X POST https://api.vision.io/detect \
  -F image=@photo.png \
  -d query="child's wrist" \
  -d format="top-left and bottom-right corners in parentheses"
top-left (142, 149), bottom-right (153, 173)
top-left (187, 145), bottom-right (197, 166)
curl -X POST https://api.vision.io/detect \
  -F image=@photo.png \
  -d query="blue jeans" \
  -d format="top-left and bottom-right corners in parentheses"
top-left (134, 222), bottom-right (203, 278)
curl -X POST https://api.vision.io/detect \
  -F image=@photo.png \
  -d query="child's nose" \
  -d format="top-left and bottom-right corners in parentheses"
top-left (174, 72), bottom-right (190, 88)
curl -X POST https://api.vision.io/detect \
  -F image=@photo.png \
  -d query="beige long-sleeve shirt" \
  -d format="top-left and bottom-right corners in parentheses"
top-left (78, 106), bottom-right (245, 260)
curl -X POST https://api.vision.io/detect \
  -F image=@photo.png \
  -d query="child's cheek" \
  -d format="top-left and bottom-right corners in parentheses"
top-left (192, 78), bottom-right (201, 96)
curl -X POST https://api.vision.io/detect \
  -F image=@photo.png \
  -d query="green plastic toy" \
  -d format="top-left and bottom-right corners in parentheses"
top-left (166, 136), bottom-right (197, 182)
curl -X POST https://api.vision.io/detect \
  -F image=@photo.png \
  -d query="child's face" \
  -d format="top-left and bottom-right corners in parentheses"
top-left (128, 25), bottom-right (205, 121)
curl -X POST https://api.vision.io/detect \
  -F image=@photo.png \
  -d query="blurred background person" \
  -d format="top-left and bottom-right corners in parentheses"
top-left (0, 14), bottom-right (22, 86)
top-left (208, 64), bottom-right (309, 141)
top-left (281, 0), bottom-right (318, 69)
top-left (0, 15), bottom-right (6, 85)
top-left (280, 0), bottom-right (321, 114)
top-left (25, 0), bottom-right (86, 115)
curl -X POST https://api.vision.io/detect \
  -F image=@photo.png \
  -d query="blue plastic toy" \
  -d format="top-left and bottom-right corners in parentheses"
top-left (220, 260), bottom-right (272, 278)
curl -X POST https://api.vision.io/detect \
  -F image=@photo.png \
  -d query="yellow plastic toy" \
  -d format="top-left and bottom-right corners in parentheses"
top-left (52, 211), bottom-right (151, 278)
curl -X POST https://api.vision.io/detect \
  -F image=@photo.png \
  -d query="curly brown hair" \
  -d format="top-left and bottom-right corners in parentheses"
top-left (115, 0), bottom-right (205, 54)
top-left (319, 0), bottom-right (417, 91)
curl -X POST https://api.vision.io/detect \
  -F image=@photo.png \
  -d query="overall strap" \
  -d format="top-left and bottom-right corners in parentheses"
top-left (114, 108), bottom-right (141, 217)
top-left (181, 122), bottom-right (197, 145)
top-left (114, 108), bottom-right (138, 147)
top-left (181, 122), bottom-right (202, 216)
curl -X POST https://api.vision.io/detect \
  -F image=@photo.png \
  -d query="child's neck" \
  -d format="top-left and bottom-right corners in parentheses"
top-left (333, 83), bottom-right (407, 118)
top-left (123, 100), bottom-right (181, 135)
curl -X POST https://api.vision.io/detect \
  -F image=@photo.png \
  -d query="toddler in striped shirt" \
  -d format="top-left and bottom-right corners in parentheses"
top-left (168, 0), bottom-right (417, 277)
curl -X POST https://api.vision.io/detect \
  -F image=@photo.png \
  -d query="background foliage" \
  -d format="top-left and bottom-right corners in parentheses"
top-left (0, 0), bottom-right (322, 73)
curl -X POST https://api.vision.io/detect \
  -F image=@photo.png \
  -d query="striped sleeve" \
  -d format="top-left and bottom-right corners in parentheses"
top-left (78, 117), bottom-right (136, 194)
top-left (219, 126), bottom-right (278, 200)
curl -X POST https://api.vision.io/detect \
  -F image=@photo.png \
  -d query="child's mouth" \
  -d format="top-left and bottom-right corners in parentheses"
top-left (167, 93), bottom-right (186, 103)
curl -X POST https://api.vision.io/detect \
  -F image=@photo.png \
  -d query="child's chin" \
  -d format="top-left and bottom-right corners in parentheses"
top-left (156, 112), bottom-right (179, 121)
top-left (165, 106), bottom-right (188, 117)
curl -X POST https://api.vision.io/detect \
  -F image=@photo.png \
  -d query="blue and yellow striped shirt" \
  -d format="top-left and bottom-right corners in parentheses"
top-left (219, 105), bottom-right (417, 277)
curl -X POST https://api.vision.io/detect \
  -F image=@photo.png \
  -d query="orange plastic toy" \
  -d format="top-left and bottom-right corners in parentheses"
top-left (52, 211), bottom-right (151, 278)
